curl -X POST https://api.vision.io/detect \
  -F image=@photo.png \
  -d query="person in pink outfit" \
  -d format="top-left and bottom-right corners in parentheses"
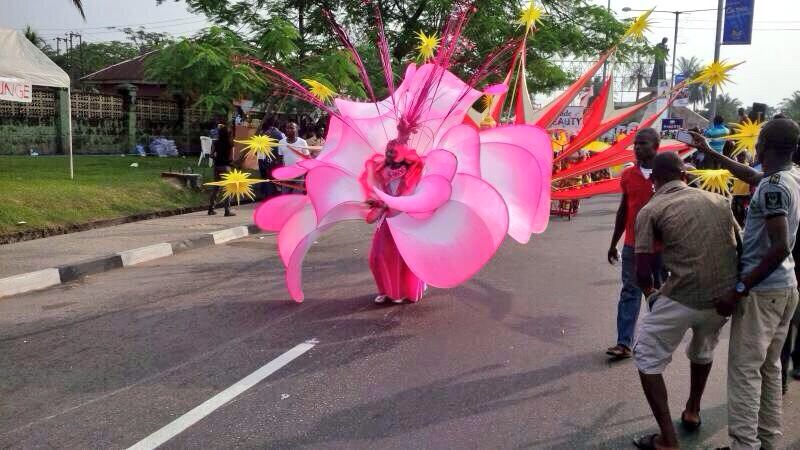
top-left (362, 142), bottom-right (426, 304)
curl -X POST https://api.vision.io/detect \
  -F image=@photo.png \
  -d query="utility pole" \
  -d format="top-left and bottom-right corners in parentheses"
top-left (602, 0), bottom-right (611, 81)
top-left (72, 33), bottom-right (84, 79)
top-left (66, 32), bottom-right (74, 82)
top-left (709, 0), bottom-right (725, 119)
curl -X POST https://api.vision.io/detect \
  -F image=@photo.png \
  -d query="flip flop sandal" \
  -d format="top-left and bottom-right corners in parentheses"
top-left (606, 345), bottom-right (632, 358)
top-left (680, 411), bottom-right (702, 431)
top-left (633, 433), bottom-right (660, 450)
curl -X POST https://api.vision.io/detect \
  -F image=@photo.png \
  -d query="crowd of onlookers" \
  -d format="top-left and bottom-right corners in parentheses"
top-left (206, 116), bottom-right (326, 215)
top-left (606, 115), bottom-right (800, 450)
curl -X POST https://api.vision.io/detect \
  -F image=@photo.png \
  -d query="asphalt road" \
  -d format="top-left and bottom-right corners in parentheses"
top-left (2, 196), bottom-right (799, 449)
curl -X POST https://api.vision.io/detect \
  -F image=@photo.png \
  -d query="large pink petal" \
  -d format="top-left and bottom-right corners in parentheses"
top-left (272, 165), bottom-right (308, 180)
top-left (305, 165), bottom-right (364, 222)
top-left (432, 124), bottom-right (480, 176)
top-left (421, 149), bottom-right (457, 182)
top-left (451, 174), bottom-right (508, 248)
top-left (253, 195), bottom-right (309, 232)
top-left (283, 202), bottom-right (367, 302)
top-left (333, 100), bottom-right (398, 155)
top-left (373, 175), bottom-right (452, 213)
top-left (479, 142), bottom-right (542, 244)
top-left (317, 115), bottom-right (385, 175)
top-left (277, 204), bottom-right (317, 268)
top-left (387, 201), bottom-right (497, 288)
top-left (484, 83), bottom-right (508, 95)
top-left (297, 159), bottom-right (326, 170)
top-left (480, 125), bottom-right (552, 234)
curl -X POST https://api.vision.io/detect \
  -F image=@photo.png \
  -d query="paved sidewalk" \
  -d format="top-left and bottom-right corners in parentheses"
top-left (0, 204), bottom-right (260, 280)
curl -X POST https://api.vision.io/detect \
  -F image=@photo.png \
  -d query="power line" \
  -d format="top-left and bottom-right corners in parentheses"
top-left (34, 16), bottom-right (207, 32)
top-left (650, 25), bottom-right (800, 31)
top-left (38, 22), bottom-right (210, 40)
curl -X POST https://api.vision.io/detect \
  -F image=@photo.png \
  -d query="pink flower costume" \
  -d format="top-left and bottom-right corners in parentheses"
top-left (246, 6), bottom-right (553, 303)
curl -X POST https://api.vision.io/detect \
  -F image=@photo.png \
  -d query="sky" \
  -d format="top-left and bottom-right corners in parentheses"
top-left (5, 0), bottom-right (799, 108)
top-left (593, 0), bottom-right (800, 108)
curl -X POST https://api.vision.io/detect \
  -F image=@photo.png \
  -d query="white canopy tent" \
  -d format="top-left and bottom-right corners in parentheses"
top-left (0, 28), bottom-right (73, 178)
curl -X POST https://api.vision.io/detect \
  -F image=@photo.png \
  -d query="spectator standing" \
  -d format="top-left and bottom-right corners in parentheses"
top-left (258, 117), bottom-right (285, 199)
top-left (305, 128), bottom-right (325, 158)
top-left (632, 152), bottom-right (740, 450)
top-left (704, 116), bottom-right (730, 169)
top-left (738, 107), bottom-right (748, 124)
top-left (208, 123), bottom-right (235, 217)
top-left (689, 119), bottom-right (800, 450)
top-left (606, 128), bottom-right (664, 359)
top-left (278, 122), bottom-right (310, 193)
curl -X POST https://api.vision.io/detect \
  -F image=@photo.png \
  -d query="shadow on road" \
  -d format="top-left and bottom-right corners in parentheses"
top-left (265, 351), bottom-right (618, 447)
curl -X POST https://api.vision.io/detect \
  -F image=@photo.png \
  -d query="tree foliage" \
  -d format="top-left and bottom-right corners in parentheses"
top-left (703, 93), bottom-right (742, 122)
top-left (780, 91), bottom-right (800, 121)
top-left (153, 0), bottom-right (647, 111)
top-left (71, 0), bottom-right (86, 20)
top-left (677, 56), bottom-right (708, 111)
top-left (41, 28), bottom-right (172, 80)
top-left (146, 27), bottom-right (268, 115)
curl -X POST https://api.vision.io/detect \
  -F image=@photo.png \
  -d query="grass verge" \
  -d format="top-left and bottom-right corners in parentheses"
top-left (1, 155), bottom-right (222, 236)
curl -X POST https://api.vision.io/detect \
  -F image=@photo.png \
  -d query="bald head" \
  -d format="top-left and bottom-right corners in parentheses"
top-left (651, 152), bottom-right (685, 189)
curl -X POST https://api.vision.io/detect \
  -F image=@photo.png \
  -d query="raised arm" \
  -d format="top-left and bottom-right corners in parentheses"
top-left (689, 131), bottom-right (763, 185)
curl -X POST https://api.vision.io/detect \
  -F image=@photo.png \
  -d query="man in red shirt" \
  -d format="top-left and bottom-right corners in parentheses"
top-left (606, 127), bottom-right (663, 358)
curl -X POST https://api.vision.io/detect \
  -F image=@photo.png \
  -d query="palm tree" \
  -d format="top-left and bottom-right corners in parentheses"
top-left (704, 93), bottom-right (742, 122)
top-left (72, 0), bottom-right (86, 19)
top-left (780, 91), bottom-right (800, 121)
top-left (676, 56), bottom-right (708, 111)
top-left (23, 25), bottom-right (44, 48)
top-left (623, 59), bottom-right (649, 101)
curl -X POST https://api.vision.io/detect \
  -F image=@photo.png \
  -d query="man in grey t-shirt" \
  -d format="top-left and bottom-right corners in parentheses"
top-left (690, 119), bottom-right (800, 450)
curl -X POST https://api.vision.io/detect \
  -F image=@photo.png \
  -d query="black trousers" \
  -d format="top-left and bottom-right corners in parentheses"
top-left (257, 159), bottom-right (279, 199)
top-left (208, 165), bottom-right (232, 212)
top-left (782, 316), bottom-right (800, 384)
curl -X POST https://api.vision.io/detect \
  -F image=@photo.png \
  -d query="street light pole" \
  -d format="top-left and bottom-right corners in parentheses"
top-left (709, 0), bottom-right (725, 119)
top-left (669, 11), bottom-right (680, 118)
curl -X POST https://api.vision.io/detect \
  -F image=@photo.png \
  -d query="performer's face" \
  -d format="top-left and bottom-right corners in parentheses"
top-left (385, 148), bottom-right (398, 162)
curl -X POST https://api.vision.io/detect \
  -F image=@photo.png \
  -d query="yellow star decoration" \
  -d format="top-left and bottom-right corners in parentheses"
top-left (481, 94), bottom-right (493, 110)
top-left (518, 0), bottom-right (544, 31)
top-left (415, 30), bottom-right (440, 61)
top-left (235, 134), bottom-right (279, 161)
top-left (727, 117), bottom-right (762, 157)
top-left (205, 169), bottom-right (268, 204)
top-left (688, 169), bottom-right (734, 197)
top-left (302, 79), bottom-right (337, 102)
top-left (691, 60), bottom-right (743, 90)
top-left (623, 8), bottom-right (654, 42)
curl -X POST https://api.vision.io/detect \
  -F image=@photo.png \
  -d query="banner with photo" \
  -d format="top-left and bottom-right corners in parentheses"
top-left (673, 74), bottom-right (690, 107)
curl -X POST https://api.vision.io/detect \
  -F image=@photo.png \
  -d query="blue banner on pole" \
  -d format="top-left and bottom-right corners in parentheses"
top-left (723, 0), bottom-right (755, 45)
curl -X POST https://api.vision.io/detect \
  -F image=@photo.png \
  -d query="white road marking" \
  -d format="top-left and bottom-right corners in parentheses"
top-left (127, 339), bottom-right (318, 450)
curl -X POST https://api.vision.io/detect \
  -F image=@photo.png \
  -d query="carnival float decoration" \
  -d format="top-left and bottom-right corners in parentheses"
top-left (206, 1), bottom-right (743, 301)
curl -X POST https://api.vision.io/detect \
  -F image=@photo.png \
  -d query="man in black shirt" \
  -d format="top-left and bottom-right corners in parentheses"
top-left (208, 122), bottom-right (235, 216)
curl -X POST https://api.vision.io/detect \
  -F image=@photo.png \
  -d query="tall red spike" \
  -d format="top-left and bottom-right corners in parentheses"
top-left (533, 50), bottom-right (615, 129)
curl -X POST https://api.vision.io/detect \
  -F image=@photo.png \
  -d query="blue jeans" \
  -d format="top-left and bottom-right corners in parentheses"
top-left (617, 245), bottom-right (663, 348)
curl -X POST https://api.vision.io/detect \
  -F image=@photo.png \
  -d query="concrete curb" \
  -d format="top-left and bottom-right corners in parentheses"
top-left (0, 226), bottom-right (264, 299)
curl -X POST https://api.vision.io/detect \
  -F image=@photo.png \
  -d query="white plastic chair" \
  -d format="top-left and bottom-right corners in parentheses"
top-left (198, 136), bottom-right (213, 167)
